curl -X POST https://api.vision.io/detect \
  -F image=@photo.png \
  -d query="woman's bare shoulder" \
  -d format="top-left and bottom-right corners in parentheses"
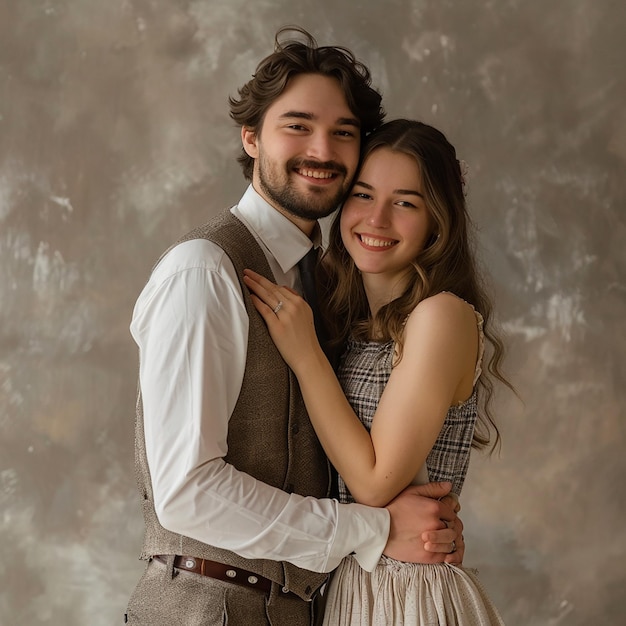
top-left (406, 292), bottom-right (477, 330)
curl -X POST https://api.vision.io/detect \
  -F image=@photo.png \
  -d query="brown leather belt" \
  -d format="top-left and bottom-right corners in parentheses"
top-left (153, 555), bottom-right (298, 599)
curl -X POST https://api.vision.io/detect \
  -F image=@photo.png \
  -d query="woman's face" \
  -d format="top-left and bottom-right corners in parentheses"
top-left (340, 147), bottom-right (435, 287)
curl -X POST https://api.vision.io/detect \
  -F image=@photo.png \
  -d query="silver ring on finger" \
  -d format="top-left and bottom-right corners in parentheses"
top-left (449, 540), bottom-right (457, 554)
top-left (272, 301), bottom-right (284, 314)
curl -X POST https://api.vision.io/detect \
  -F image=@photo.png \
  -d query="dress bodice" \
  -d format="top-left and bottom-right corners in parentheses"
top-left (336, 305), bottom-right (484, 504)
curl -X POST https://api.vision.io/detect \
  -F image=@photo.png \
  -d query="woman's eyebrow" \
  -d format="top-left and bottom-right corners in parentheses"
top-left (353, 180), bottom-right (423, 198)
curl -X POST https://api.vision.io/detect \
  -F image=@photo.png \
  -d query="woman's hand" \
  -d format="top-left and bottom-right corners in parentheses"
top-left (243, 269), bottom-right (323, 373)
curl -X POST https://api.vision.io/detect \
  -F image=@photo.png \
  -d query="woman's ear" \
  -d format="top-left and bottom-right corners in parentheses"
top-left (241, 127), bottom-right (259, 158)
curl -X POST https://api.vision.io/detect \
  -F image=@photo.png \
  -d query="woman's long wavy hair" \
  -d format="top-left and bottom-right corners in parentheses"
top-left (320, 119), bottom-right (512, 451)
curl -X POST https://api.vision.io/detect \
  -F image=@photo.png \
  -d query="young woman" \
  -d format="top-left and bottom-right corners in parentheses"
top-left (244, 119), bottom-right (509, 625)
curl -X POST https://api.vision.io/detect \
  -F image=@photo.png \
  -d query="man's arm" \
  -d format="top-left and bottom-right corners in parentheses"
top-left (132, 239), bottom-right (461, 572)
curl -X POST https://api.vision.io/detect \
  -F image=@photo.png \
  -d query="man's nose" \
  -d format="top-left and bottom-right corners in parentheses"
top-left (304, 132), bottom-right (335, 162)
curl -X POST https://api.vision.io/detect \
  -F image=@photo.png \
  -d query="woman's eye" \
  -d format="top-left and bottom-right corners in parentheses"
top-left (353, 192), bottom-right (372, 200)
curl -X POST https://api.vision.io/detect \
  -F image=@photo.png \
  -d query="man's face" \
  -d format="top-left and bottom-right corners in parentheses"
top-left (242, 73), bottom-right (361, 228)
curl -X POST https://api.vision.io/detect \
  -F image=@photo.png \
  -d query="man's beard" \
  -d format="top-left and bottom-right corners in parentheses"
top-left (258, 155), bottom-right (350, 221)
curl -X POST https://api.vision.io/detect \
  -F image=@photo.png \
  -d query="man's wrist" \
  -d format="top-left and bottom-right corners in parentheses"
top-left (334, 502), bottom-right (389, 572)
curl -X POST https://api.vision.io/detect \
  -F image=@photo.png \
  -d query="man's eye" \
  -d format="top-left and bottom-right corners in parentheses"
top-left (336, 130), bottom-right (355, 137)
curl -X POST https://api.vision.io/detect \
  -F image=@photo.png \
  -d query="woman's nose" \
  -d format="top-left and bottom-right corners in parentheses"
top-left (366, 202), bottom-right (390, 227)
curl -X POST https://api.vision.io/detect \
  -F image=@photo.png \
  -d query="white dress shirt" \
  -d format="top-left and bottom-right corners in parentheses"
top-left (130, 185), bottom-right (389, 573)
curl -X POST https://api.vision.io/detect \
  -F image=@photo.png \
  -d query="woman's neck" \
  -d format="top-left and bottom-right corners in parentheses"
top-left (362, 271), bottom-right (411, 318)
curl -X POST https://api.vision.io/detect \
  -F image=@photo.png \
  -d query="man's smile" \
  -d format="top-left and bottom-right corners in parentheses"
top-left (295, 168), bottom-right (336, 179)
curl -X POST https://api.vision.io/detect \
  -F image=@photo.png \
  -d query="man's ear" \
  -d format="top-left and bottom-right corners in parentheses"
top-left (241, 127), bottom-right (259, 158)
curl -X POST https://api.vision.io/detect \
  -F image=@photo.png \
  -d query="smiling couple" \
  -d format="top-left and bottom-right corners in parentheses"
top-left (125, 25), bottom-right (507, 626)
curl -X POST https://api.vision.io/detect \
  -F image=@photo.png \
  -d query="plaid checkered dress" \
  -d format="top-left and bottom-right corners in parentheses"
top-left (324, 308), bottom-right (505, 625)
top-left (336, 309), bottom-right (484, 504)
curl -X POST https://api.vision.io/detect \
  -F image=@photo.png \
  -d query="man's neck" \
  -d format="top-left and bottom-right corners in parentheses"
top-left (276, 205), bottom-right (317, 238)
top-left (251, 182), bottom-right (317, 238)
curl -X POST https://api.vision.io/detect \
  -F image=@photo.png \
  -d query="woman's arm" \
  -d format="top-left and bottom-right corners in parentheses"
top-left (243, 270), bottom-right (478, 507)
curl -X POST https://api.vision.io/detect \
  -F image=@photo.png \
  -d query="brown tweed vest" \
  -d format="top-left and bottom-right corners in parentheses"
top-left (134, 210), bottom-right (331, 601)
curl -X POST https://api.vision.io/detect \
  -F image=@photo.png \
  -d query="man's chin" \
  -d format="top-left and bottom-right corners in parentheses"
top-left (285, 204), bottom-right (337, 222)
top-left (261, 177), bottom-right (345, 220)
top-left (298, 188), bottom-right (346, 215)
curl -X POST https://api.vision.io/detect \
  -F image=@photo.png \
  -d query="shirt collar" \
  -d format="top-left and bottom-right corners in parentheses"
top-left (234, 185), bottom-right (322, 273)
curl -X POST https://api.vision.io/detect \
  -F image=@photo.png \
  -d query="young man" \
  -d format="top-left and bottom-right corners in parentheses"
top-left (125, 27), bottom-right (463, 625)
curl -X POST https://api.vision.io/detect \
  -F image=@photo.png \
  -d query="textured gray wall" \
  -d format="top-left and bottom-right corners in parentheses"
top-left (1, 1), bottom-right (624, 624)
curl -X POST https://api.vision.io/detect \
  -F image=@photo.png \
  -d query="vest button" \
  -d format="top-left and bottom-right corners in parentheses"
top-left (285, 483), bottom-right (294, 493)
top-left (291, 423), bottom-right (300, 434)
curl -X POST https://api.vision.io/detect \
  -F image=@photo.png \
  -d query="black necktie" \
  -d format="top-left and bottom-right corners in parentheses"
top-left (299, 246), bottom-right (338, 495)
top-left (298, 246), bottom-right (328, 351)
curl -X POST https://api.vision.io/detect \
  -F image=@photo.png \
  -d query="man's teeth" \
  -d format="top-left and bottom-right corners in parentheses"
top-left (299, 169), bottom-right (334, 179)
top-left (360, 236), bottom-right (395, 248)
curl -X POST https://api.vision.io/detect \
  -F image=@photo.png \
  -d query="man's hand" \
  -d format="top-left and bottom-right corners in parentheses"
top-left (383, 482), bottom-right (464, 565)
top-left (423, 510), bottom-right (465, 565)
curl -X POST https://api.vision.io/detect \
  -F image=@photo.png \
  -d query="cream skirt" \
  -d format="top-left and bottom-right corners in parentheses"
top-left (322, 555), bottom-right (504, 626)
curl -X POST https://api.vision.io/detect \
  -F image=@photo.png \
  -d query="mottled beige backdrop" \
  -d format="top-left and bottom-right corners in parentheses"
top-left (1, 1), bottom-right (625, 624)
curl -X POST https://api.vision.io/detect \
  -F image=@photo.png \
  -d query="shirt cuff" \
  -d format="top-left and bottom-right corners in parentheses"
top-left (332, 502), bottom-right (390, 572)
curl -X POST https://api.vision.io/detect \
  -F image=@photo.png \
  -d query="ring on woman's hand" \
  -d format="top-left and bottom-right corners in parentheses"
top-left (449, 540), bottom-right (457, 554)
top-left (273, 301), bottom-right (283, 314)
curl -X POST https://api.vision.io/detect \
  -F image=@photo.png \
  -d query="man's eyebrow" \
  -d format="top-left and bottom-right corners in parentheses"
top-left (279, 111), bottom-right (361, 127)
top-left (337, 117), bottom-right (361, 128)
top-left (279, 111), bottom-right (314, 121)
top-left (353, 180), bottom-right (423, 197)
